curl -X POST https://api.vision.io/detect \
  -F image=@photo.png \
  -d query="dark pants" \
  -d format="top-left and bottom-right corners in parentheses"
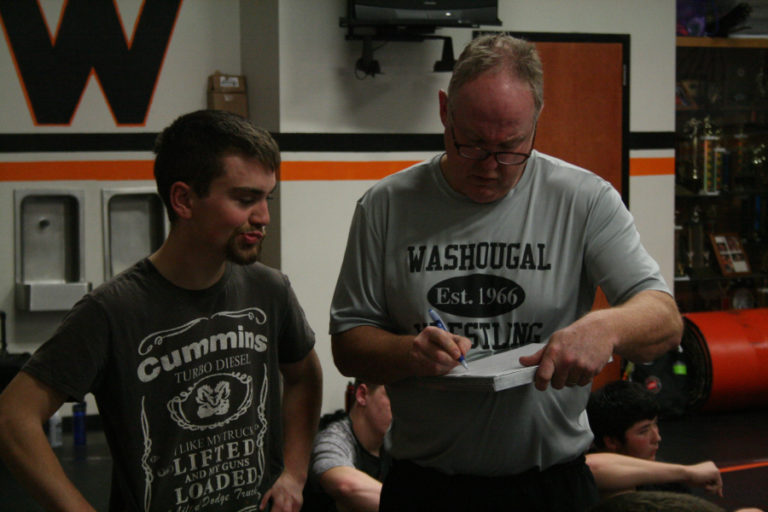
top-left (380, 456), bottom-right (599, 512)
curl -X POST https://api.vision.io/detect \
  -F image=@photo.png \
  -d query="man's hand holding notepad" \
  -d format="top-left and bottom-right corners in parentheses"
top-left (415, 342), bottom-right (547, 392)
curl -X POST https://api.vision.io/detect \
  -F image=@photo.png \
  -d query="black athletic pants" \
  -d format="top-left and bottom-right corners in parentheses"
top-left (379, 455), bottom-right (599, 512)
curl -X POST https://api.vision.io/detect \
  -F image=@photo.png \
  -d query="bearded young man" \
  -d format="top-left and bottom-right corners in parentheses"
top-left (0, 110), bottom-right (322, 512)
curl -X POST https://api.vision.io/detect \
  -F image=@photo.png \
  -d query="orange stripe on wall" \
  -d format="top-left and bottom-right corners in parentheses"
top-left (629, 157), bottom-right (675, 176)
top-left (0, 160), bottom-right (418, 181)
top-left (285, 158), bottom-right (677, 180)
top-left (0, 161), bottom-right (154, 181)
top-left (0, 157), bottom-right (674, 181)
top-left (280, 161), bottom-right (419, 181)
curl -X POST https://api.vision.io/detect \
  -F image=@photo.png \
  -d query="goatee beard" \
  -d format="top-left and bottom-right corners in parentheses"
top-left (226, 245), bottom-right (261, 265)
top-left (226, 227), bottom-right (265, 265)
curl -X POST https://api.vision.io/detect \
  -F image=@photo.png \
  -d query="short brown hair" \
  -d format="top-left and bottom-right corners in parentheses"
top-left (447, 34), bottom-right (543, 117)
top-left (153, 110), bottom-right (280, 222)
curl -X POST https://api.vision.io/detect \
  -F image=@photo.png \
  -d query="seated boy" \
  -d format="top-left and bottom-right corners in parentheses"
top-left (586, 380), bottom-right (722, 498)
top-left (306, 380), bottom-right (392, 512)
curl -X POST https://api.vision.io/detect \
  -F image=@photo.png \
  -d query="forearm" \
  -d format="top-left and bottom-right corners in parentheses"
top-left (320, 466), bottom-right (382, 512)
top-left (0, 374), bottom-right (95, 512)
top-left (280, 351), bottom-right (323, 482)
top-left (587, 453), bottom-right (683, 490)
top-left (581, 289), bottom-right (683, 363)
top-left (332, 326), bottom-right (416, 384)
top-left (333, 323), bottom-right (473, 385)
top-left (335, 485), bottom-right (382, 512)
top-left (0, 418), bottom-right (95, 512)
top-left (586, 453), bottom-right (719, 493)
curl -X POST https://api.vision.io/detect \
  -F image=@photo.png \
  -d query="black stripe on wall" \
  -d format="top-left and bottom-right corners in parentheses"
top-left (629, 132), bottom-right (676, 150)
top-left (0, 133), bottom-right (159, 152)
top-left (0, 132), bottom-right (675, 153)
top-left (273, 133), bottom-right (444, 152)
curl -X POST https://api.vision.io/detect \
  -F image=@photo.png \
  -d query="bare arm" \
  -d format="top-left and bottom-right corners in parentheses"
top-left (261, 349), bottom-right (323, 512)
top-left (331, 325), bottom-right (471, 384)
top-left (0, 372), bottom-right (97, 512)
top-left (318, 466), bottom-right (382, 512)
top-left (520, 290), bottom-right (683, 390)
top-left (586, 452), bottom-right (723, 497)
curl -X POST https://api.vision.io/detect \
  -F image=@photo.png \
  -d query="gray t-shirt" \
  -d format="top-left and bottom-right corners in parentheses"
top-left (310, 416), bottom-right (391, 481)
top-left (24, 259), bottom-right (315, 511)
top-left (307, 416), bottom-right (391, 512)
top-left (330, 151), bottom-right (670, 476)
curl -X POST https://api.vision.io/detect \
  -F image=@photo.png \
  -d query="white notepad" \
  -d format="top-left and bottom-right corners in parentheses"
top-left (416, 342), bottom-right (546, 392)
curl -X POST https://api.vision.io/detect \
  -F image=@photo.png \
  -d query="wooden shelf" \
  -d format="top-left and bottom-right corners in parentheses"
top-left (675, 272), bottom-right (768, 284)
top-left (677, 36), bottom-right (768, 48)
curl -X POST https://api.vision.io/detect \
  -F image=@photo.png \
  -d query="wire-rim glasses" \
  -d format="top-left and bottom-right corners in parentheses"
top-left (450, 125), bottom-right (536, 166)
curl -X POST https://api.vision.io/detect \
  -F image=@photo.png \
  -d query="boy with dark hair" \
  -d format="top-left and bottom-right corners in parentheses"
top-left (589, 490), bottom-right (763, 512)
top-left (588, 380), bottom-right (662, 458)
top-left (589, 490), bottom-right (726, 512)
top-left (586, 380), bottom-right (722, 498)
top-left (0, 110), bottom-right (323, 512)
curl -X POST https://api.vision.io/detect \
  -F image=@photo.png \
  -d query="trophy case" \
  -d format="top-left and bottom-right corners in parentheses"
top-left (675, 37), bottom-right (768, 312)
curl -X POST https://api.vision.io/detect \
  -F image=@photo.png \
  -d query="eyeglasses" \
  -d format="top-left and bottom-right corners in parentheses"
top-left (450, 125), bottom-right (536, 166)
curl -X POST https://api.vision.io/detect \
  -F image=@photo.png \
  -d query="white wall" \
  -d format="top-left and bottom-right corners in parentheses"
top-left (1, 0), bottom-right (677, 416)
top-left (275, 0), bottom-right (677, 412)
top-left (276, 0), bottom-right (676, 133)
top-left (0, 0), bottom-right (243, 416)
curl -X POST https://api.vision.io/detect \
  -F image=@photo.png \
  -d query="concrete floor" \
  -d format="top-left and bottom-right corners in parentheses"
top-left (1, 408), bottom-right (766, 511)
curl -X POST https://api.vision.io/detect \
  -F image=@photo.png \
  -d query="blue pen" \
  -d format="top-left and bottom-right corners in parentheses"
top-left (428, 308), bottom-right (469, 370)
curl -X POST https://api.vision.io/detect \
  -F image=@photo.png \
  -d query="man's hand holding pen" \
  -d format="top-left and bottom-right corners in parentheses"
top-left (409, 325), bottom-right (472, 377)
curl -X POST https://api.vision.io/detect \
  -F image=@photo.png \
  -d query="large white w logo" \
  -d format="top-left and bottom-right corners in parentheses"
top-left (0, 0), bottom-right (183, 125)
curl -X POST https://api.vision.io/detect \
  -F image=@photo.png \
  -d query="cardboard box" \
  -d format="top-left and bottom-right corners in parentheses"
top-left (207, 91), bottom-right (248, 117)
top-left (207, 72), bottom-right (248, 117)
top-left (208, 72), bottom-right (246, 93)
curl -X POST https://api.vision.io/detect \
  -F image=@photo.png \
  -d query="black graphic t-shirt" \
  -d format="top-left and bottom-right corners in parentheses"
top-left (24, 259), bottom-right (315, 511)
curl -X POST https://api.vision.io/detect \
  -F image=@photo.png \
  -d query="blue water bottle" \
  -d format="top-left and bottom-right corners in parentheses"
top-left (72, 401), bottom-right (86, 446)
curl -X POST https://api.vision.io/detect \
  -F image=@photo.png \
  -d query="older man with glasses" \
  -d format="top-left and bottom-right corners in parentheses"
top-left (329, 34), bottom-right (682, 512)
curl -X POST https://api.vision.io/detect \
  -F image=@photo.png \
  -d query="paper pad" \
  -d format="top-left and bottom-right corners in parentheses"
top-left (416, 342), bottom-right (546, 392)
